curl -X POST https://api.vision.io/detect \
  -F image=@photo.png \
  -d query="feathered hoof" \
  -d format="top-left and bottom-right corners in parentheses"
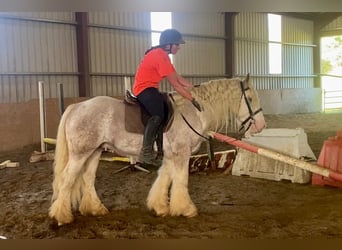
top-left (92, 205), bottom-right (109, 216)
top-left (57, 219), bottom-right (73, 227)
top-left (48, 211), bottom-right (74, 226)
top-left (146, 202), bottom-right (169, 217)
top-left (79, 203), bottom-right (109, 216)
top-left (153, 208), bottom-right (169, 217)
top-left (49, 202), bottom-right (74, 226)
top-left (169, 204), bottom-right (198, 218)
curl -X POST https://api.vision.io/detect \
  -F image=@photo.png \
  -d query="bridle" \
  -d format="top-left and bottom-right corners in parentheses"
top-left (238, 81), bottom-right (263, 135)
top-left (173, 80), bottom-right (263, 141)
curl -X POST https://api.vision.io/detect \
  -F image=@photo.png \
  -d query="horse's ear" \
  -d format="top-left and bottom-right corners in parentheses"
top-left (242, 73), bottom-right (250, 89)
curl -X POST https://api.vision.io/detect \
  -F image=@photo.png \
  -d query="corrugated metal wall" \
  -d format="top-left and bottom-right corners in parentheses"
top-left (282, 15), bottom-right (314, 88)
top-left (0, 11), bottom-right (225, 102)
top-left (234, 13), bottom-right (268, 78)
top-left (0, 11), bottom-right (320, 103)
top-left (164, 12), bottom-right (226, 88)
top-left (0, 12), bottom-right (79, 103)
top-left (234, 12), bottom-right (315, 90)
top-left (88, 12), bottom-right (226, 95)
top-left (172, 12), bottom-right (226, 77)
top-left (88, 12), bottom-right (151, 96)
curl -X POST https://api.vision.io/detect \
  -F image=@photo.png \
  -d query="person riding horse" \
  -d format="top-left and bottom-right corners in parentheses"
top-left (133, 29), bottom-right (203, 168)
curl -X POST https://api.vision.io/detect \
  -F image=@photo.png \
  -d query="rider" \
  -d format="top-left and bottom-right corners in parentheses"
top-left (133, 28), bottom-right (202, 167)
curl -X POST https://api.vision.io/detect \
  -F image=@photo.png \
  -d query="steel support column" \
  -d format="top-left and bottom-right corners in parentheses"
top-left (76, 12), bottom-right (90, 97)
top-left (224, 12), bottom-right (237, 78)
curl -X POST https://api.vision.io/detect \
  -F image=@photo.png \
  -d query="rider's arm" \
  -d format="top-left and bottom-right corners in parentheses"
top-left (166, 72), bottom-right (193, 101)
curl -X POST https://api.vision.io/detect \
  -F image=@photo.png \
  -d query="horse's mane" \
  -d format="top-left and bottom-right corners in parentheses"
top-left (171, 78), bottom-right (244, 134)
top-left (191, 78), bottom-right (242, 133)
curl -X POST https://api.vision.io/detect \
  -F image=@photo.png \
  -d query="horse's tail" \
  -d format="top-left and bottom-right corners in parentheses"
top-left (51, 104), bottom-right (74, 203)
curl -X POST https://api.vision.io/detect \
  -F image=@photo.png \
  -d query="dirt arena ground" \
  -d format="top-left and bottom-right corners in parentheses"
top-left (1, 113), bottom-right (342, 239)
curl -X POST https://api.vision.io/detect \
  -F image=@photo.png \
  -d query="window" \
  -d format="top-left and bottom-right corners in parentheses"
top-left (268, 14), bottom-right (282, 74)
top-left (150, 12), bottom-right (172, 46)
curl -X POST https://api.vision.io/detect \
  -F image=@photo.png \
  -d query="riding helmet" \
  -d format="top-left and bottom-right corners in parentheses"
top-left (159, 29), bottom-right (185, 46)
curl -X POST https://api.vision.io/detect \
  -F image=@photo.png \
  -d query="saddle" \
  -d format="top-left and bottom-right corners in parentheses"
top-left (123, 90), bottom-right (175, 134)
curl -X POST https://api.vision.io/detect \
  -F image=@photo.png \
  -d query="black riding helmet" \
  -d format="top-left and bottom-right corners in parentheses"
top-left (144, 29), bottom-right (185, 55)
top-left (159, 29), bottom-right (185, 46)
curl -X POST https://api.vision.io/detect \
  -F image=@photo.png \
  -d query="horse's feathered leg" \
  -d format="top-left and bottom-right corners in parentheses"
top-left (49, 155), bottom-right (89, 225)
top-left (146, 159), bottom-right (172, 216)
top-left (79, 149), bottom-right (109, 217)
top-left (169, 148), bottom-right (198, 217)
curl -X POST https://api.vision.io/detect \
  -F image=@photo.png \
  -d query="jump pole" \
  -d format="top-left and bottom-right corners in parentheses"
top-left (209, 131), bottom-right (342, 182)
top-left (57, 82), bottom-right (64, 115)
top-left (41, 83), bottom-right (64, 147)
top-left (38, 81), bottom-right (47, 153)
top-left (124, 76), bottom-right (131, 91)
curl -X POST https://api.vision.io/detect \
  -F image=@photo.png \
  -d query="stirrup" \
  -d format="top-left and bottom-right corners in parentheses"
top-left (154, 152), bottom-right (164, 166)
top-left (139, 154), bottom-right (162, 168)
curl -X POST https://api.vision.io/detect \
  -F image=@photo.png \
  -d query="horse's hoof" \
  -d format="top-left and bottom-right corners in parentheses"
top-left (147, 202), bottom-right (169, 217)
top-left (184, 209), bottom-right (198, 218)
top-left (52, 216), bottom-right (74, 226)
top-left (49, 220), bottom-right (66, 228)
top-left (79, 204), bottom-right (109, 216)
top-left (49, 207), bottom-right (74, 226)
top-left (170, 204), bottom-right (198, 218)
top-left (95, 205), bottom-right (109, 216)
top-left (154, 209), bottom-right (169, 217)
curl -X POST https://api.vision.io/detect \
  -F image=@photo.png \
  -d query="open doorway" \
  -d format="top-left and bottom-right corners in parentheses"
top-left (321, 35), bottom-right (342, 112)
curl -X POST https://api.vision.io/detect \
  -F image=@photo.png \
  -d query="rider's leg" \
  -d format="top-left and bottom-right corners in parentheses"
top-left (137, 88), bottom-right (165, 168)
top-left (139, 115), bottom-right (162, 167)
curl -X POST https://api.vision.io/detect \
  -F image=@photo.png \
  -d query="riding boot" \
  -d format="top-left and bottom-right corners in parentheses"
top-left (139, 116), bottom-right (162, 167)
top-left (155, 127), bottom-right (164, 166)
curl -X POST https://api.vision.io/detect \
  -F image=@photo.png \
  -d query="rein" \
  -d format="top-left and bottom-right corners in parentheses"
top-left (169, 94), bottom-right (210, 140)
top-left (180, 113), bottom-right (210, 140)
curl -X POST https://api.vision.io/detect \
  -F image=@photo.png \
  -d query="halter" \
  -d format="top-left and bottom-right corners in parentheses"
top-left (238, 81), bottom-right (263, 134)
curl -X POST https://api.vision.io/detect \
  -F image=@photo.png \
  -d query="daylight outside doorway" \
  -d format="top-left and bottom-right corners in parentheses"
top-left (321, 35), bottom-right (342, 112)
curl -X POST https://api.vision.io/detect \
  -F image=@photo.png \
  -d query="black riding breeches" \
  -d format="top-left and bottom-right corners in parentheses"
top-left (137, 87), bottom-right (165, 122)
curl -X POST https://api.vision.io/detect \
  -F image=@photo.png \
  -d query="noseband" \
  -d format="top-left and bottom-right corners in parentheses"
top-left (238, 81), bottom-right (262, 134)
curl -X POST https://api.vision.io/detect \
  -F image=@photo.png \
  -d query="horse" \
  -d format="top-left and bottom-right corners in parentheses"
top-left (48, 74), bottom-right (266, 225)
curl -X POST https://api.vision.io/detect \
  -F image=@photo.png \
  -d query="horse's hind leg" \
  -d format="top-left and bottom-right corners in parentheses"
top-left (79, 149), bottom-right (109, 217)
top-left (49, 156), bottom-right (88, 225)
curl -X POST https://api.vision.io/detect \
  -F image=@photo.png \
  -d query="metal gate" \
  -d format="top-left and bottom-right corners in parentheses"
top-left (322, 75), bottom-right (342, 112)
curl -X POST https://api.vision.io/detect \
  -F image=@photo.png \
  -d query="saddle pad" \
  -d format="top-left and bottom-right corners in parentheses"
top-left (123, 92), bottom-right (174, 134)
top-left (124, 103), bottom-right (145, 134)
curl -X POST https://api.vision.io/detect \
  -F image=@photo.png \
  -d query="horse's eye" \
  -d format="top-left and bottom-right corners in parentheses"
top-left (248, 97), bottom-right (252, 103)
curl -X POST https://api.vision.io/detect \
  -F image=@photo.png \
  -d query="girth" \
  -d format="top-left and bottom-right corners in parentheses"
top-left (123, 90), bottom-right (174, 134)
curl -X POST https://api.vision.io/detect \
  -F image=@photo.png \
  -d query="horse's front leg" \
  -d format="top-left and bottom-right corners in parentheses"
top-left (169, 150), bottom-right (198, 218)
top-left (146, 159), bottom-right (172, 216)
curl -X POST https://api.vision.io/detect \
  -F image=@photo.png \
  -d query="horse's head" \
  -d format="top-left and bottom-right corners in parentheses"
top-left (236, 74), bottom-right (266, 137)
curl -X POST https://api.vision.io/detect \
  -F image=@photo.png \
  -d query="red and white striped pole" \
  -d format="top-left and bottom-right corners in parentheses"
top-left (210, 132), bottom-right (342, 182)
